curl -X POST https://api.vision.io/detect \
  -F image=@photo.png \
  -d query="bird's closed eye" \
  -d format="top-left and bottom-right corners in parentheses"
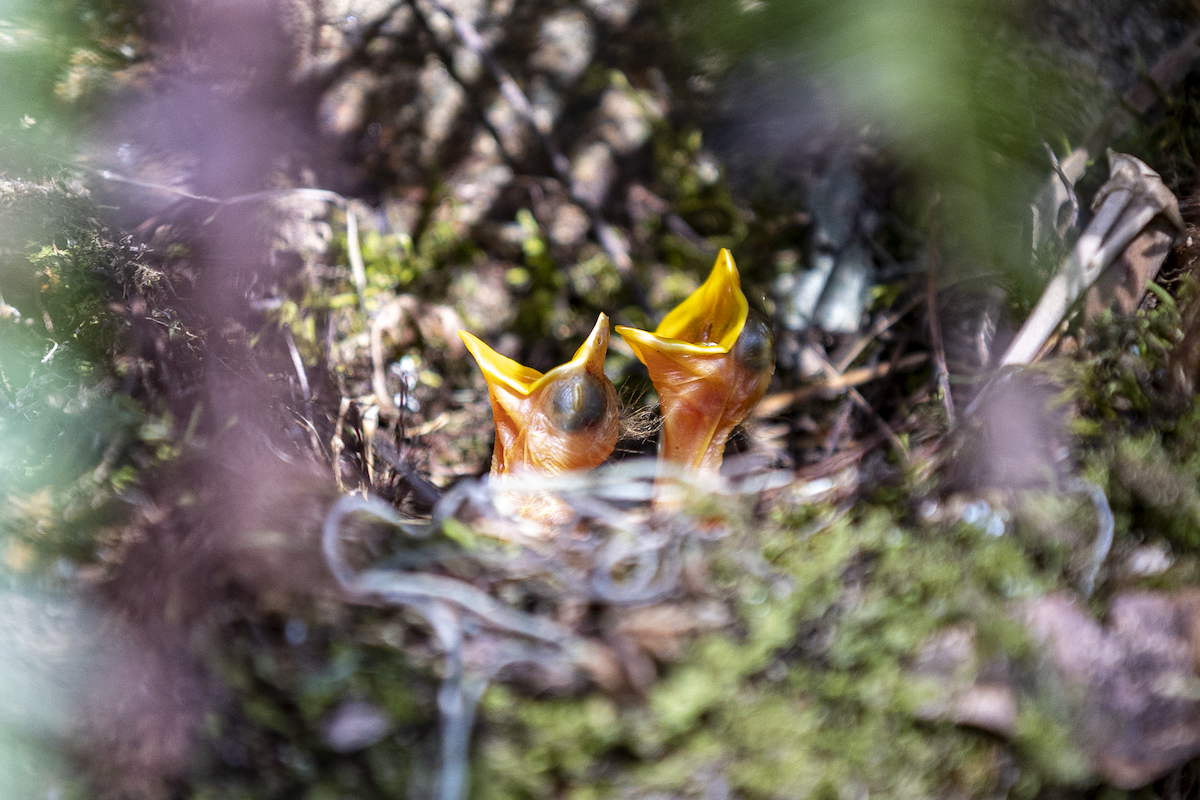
top-left (544, 373), bottom-right (609, 432)
top-left (732, 310), bottom-right (774, 374)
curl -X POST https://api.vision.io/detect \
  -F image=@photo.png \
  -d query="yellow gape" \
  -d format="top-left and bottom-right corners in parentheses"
top-left (616, 249), bottom-right (774, 475)
top-left (460, 314), bottom-right (619, 478)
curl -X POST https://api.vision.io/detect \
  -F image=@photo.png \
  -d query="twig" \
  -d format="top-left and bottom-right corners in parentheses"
top-left (925, 197), bottom-right (954, 422)
top-left (1002, 152), bottom-right (1182, 365)
top-left (369, 298), bottom-right (413, 417)
top-left (848, 386), bottom-right (908, 457)
top-left (1043, 143), bottom-right (1080, 234)
top-left (322, 495), bottom-right (574, 800)
top-left (322, 495), bottom-right (569, 643)
top-left (87, 168), bottom-right (345, 209)
top-left (284, 328), bottom-right (312, 405)
top-left (1067, 477), bottom-right (1114, 598)
top-left (807, 349), bottom-right (908, 459)
top-left (834, 294), bottom-right (924, 373)
top-left (332, 396), bottom-right (352, 493)
top-left (834, 272), bottom-right (1006, 375)
top-left (797, 421), bottom-right (918, 482)
top-left (361, 403), bottom-right (379, 489)
top-left (824, 396), bottom-right (854, 455)
top-left (82, 165), bottom-right (370, 313)
top-left (345, 205), bottom-right (368, 315)
top-left (283, 327), bottom-right (320, 451)
top-left (753, 352), bottom-right (928, 417)
top-left (373, 434), bottom-right (443, 509)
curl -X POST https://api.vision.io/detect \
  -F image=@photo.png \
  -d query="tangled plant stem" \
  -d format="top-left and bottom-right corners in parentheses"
top-left (320, 457), bottom-right (794, 799)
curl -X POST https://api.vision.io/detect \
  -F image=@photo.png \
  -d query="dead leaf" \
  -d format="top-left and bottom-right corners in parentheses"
top-left (1085, 217), bottom-right (1175, 319)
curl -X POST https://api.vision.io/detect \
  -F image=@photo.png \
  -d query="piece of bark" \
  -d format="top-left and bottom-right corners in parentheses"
top-left (1084, 217), bottom-right (1176, 319)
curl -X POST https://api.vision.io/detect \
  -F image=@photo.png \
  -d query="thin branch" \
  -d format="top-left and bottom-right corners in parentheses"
top-left (925, 197), bottom-right (954, 423)
top-left (283, 327), bottom-right (320, 453)
top-left (808, 349), bottom-right (908, 459)
top-left (848, 386), bottom-right (908, 457)
top-left (753, 352), bottom-right (928, 418)
top-left (834, 293), bottom-right (924, 374)
top-left (345, 205), bottom-right (368, 315)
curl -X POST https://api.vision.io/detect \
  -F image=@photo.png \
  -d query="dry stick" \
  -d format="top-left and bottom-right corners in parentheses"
top-left (824, 396), bottom-right (855, 456)
top-left (799, 432), bottom-right (883, 481)
top-left (345, 205), bottom-right (368, 315)
top-left (1043, 142), bottom-right (1079, 233)
top-left (348, 205), bottom-right (398, 419)
top-left (87, 169), bottom-right (346, 209)
top-left (810, 349), bottom-right (909, 458)
top-left (834, 271), bottom-right (1005, 375)
top-left (925, 198), bottom-right (954, 423)
top-left (797, 418), bottom-right (920, 483)
top-left (332, 396), bottom-right (352, 493)
top-left (1002, 153), bottom-right (1182, 366)
top-left (834, 294), bottom-right (924, 373)
top-left (284, 327), bottom-right (320, 448)
top-left (417, 0), bottom-right (651, 311)
top-left (851, 388), bottom-right (908, 456)
top-left (754, 352), bottom-right (929, 417)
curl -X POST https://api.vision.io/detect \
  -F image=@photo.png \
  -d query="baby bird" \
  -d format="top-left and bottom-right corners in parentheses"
top-left (616, 249), bottom-right (774, 475)
top-left (460, 314), bottom-right (619, 478)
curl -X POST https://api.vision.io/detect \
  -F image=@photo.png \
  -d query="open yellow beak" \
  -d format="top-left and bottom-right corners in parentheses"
top-left (616, 249), bottom-right (774, 474)
top-left (460, 314), bottom-right (619, 477)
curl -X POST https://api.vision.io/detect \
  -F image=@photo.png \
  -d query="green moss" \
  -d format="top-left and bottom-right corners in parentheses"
top-left (510, 209), bottom-right (566, 340)
top-left (568, 251), bottom-right (624, 310)
top-left (1059, 280), bottom-right (1200, 566)
top-left (1011, 700), bottom-right (1090, 787)
top-left (473, 504), bottom-right (1078, 799)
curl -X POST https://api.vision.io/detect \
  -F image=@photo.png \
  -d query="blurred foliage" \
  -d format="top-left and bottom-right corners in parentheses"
top-left (673, 0), bottom-right (1150, 289)
top-left (0, 0), bottom-right (142, 160)
top-left (0, 184), bottom-right (162, 570)
top-left (0, 198), bottom-right (148, 797)
top-left (194, 613), bottom-right (439, 800)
